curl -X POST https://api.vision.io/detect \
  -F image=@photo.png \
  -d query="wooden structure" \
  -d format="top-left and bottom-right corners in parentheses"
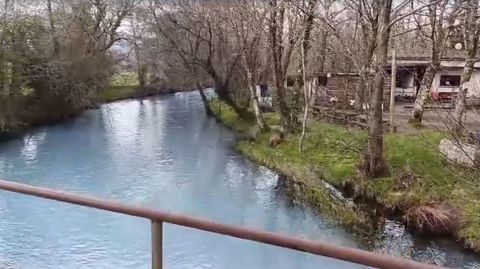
top-left (312, 106), bottom-right (389, 130)
top-left (311, 73), bottom-right (361, 108)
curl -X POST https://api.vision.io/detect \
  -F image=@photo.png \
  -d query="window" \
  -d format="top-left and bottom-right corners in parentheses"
top-left (440, 75), bottom-right (461, 87)
top-left (259, 84), bottom-right (270, 97)
top-left (286, 77), bottom-right (295, 87)
top-left (318, 75), bottom-right (327, 86)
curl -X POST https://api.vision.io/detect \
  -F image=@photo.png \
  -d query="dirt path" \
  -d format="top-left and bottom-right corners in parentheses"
top-left (386, 103), bottom-right (480, 134)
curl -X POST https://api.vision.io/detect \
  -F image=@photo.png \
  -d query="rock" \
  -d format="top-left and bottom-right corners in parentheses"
top-left (248, 125), bottom-right (261, 141)
top-left (267, 125), bottom-right (285, 148)
top-left (439, 138), bottom-right (480, 167)
top-left (269, 133), bottom-right (283, 147)
top-left (237, 125), bottom-right (261, 141)
top-left (468, 131), bottom-right (480, 144)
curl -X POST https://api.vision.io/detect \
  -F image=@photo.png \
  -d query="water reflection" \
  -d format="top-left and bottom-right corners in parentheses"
top-left (0, 92), bottom-right (477, 268)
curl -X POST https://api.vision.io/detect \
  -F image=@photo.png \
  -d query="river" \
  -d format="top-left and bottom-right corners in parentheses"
top-left (0, 91), bottom-right (478, 268)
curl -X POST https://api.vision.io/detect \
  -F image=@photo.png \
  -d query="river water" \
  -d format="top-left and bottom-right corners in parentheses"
top-left (0, 92), bottom-right (478, 268)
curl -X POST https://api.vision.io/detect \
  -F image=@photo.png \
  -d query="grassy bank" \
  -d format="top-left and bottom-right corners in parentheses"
top-left (101, 85), bottom-right (139, 102)
top-left (100, 72), bottom-right (189, 103)
top-left (209, 100), bottom-right (369, 230)
top-left (101, 72), bottom-right (140, 102)
top-left (210, 99), bottom-right (480, 253)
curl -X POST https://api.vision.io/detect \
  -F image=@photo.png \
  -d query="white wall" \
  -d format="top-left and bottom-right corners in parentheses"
top-left (431, 69), bottom-right (480, 96)
top-left (469, 71), bottom-right (480, 96)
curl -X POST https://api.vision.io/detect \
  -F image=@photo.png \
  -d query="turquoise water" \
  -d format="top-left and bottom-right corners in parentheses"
top-left (0, 92), bottom-right (477, 268)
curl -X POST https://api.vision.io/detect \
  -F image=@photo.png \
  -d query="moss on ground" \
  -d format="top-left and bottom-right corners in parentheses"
top-left (211, 99), bottom-right (480, 252)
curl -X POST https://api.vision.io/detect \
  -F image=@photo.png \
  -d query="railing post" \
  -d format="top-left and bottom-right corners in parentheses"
top-left (151, 220), bottom-right (163, 269)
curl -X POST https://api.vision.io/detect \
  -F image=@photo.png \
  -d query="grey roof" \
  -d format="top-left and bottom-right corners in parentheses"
top-left (390, 38), bottom-right (466, 61)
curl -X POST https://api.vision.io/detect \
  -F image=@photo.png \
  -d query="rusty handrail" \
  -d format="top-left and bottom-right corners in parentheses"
top-left (0, 179), bottom-right (446, 269)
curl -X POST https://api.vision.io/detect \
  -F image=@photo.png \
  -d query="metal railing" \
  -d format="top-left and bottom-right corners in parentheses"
top-left (0, 179), bottom-right (446, 269)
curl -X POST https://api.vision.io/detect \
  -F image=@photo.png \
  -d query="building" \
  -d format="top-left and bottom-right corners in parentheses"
top-left (255, 84), bottom-right (272, 108)
top-left (390, 60), bottom-right (480, 102)
top-left (310, 44), bottom-right (480, 108)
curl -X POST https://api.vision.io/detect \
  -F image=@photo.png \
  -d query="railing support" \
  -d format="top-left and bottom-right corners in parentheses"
top-left (0, 179), bottom-right (447, 269)
top-left (152, 220), bottom-right (163, 269)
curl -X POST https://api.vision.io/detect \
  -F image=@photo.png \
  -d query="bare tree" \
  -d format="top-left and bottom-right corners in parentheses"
top-left (360, 0), bottom-right (393, 178)
top-left (151, 0), bottom-right (252, 116)
top-left (230, 1), bottom-right (269, 130)
top-left (297, 0), bottom-right (317, 151)
top-left (46, 0), bottom-right (59, 57)
top-left (351, 0), bottom-right (380, 111)
top-left (453, 0), bottom-right (480, 136)
top-left (410, 0), bottom-right (460, 123)
top-left (268, 0), bottom-right (302, 134)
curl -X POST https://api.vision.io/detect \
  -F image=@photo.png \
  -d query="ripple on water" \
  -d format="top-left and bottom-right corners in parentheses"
top-left (0, 92), bottom-right (478, 268)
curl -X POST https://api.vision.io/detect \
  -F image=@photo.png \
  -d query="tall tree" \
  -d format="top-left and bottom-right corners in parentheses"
top-left (46, 0), bottom-right (59, 57)
top-left (268, 0), bottom-right (300, 134)
top-left (453, 0), bottom-right (480, 136)
top-left (352, 0), bottom-right (379, 111)
top-left (410, 0), bottom-right (460, 123)
top-left (226, 0), bottom-right (271, 129)
top-left (151, 0), bottom-right (250, 116)
top-left (360, 0), bottom-right (393, 178)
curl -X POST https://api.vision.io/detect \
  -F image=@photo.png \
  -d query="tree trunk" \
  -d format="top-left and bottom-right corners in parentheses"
top-left (246, 66), bottom-right (267, 130)
top-left (291, 0), bottom-right (316, 134)
top-left (354, 37), bottom-right (377, 111)
top-left (269, 0), bottom-right (293, 134)
top-left (453, 0), bottom-right (479, 136)
top-left (454, 61), bottom-right (476, 136)
top-left (215, 80), bottom-right (251, 119)
top-left (197, 84), bottom-right (213, 116)
top-left (410, 0), bottom-right (459, 123)
top-left (361, 0), bottom-right (392, 178)
top-left (273, 71), bottom-right (292, 133)
top-left (0, 0), bottom-right (9, 94)
top-left (410, 62), bottom-right (439, 123)
top-left (299, 44), bottom-right (311, 152)
top-left (310, 27), bottom-right (328, 109)
top-left (47, 0), bottom-right (59, 57)
top-left (354, 72), bottom-right (367, 110)
top-left (299, 82), bottom-right (310, 152)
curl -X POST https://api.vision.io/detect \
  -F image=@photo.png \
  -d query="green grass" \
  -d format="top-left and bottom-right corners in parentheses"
top-left (211, 99), bottom-right (368, 229)
top-left (101, 72), bottom-right (140, 102)
top-left (110, 72), bottom-right (139, 87)
top-left (101, 85), bottom-right (139, 102)
top-left (211, 99), bottom-right (480, 252)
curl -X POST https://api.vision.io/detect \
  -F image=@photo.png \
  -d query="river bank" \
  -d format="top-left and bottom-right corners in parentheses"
top-left (209, 99), bottom-right (480, 255)
top-left (0, 85), bottom-right (191, 140)
top-left (101, 85), bottom-right (191, 103)
top-left (0, 92), bottom-right (478, 268)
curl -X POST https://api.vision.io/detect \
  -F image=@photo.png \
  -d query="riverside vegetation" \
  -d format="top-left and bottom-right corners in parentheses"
top-left (3, 0), bottom-right (480, 258)
top-left (210, 99), bottom-right (480, 253)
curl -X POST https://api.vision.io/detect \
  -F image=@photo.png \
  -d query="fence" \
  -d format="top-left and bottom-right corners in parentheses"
top-left (0, 179), bottom-right (447, 269)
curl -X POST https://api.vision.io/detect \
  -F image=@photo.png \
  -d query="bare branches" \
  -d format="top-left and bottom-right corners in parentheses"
top-left (388, 0), bottom-right (442, 29)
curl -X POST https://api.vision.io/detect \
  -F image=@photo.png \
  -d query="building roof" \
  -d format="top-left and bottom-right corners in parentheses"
top-left (393, 60), bottom-right (480, 68)
top-left (391, 34), bottom-right (468, 59)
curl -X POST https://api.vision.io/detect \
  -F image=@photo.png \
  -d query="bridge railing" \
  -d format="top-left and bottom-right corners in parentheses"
top-left (0, 179), bottom-right (446, 269)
